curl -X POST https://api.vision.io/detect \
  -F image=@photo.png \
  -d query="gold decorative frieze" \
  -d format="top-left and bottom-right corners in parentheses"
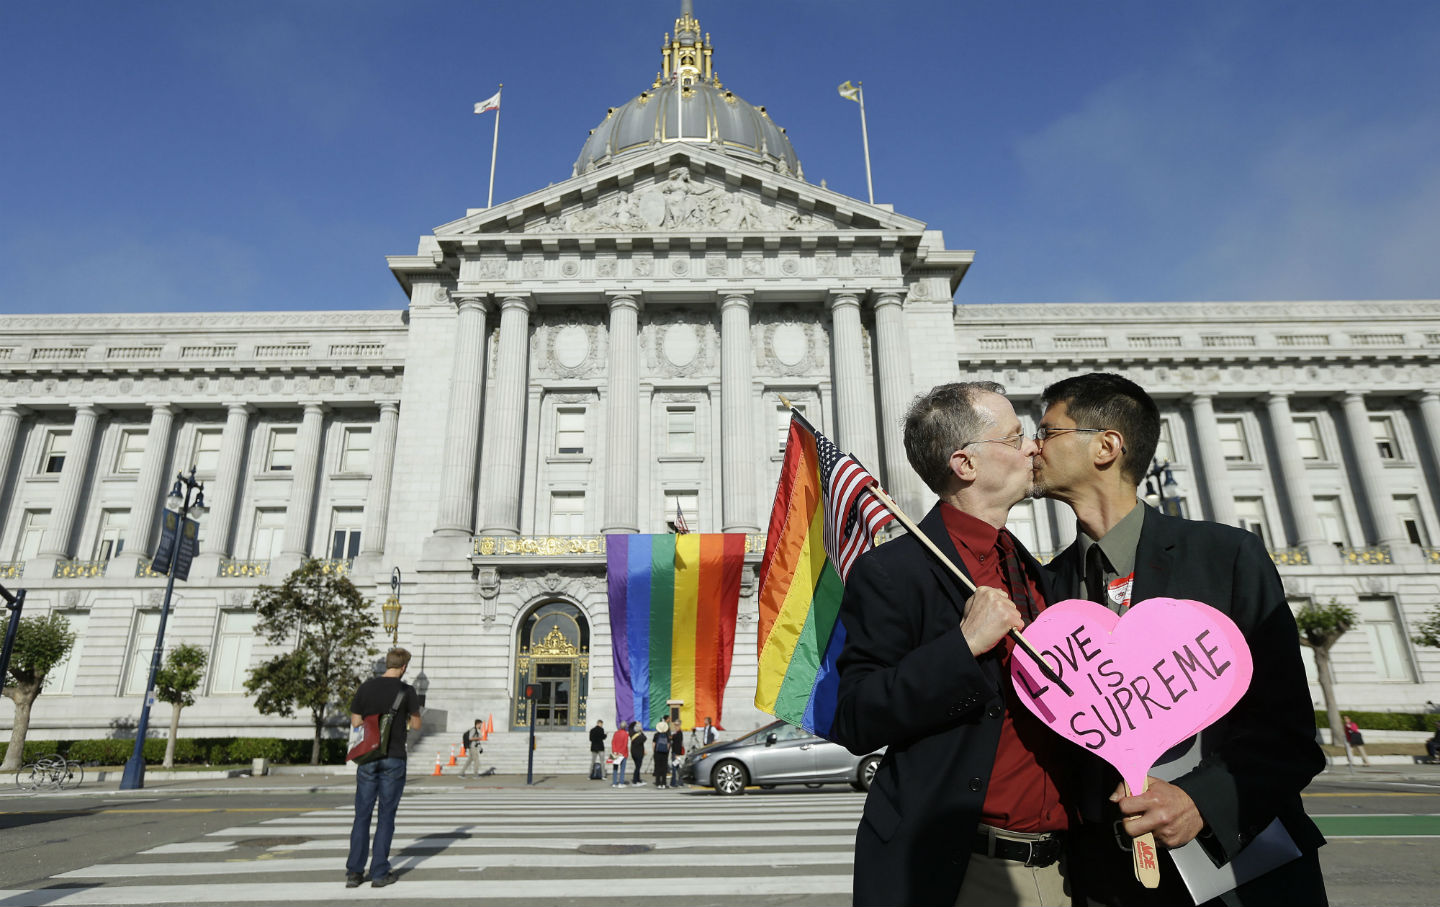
top-left (1424, 548), bottom-right (1440, 565)
top-left (531, 626), bottom-right (580, 657)
top-left (135, 557), bottom-right (166, 578)
top-left (54, 559), bottom-right (106, 578)
top-left (315, 558), bottom-right (353, 575)
top-left (1269, 547), bottom-right (1311, 566)
top-left (1341, 546), bottom-right (1392, 565)
top-left (219, 558), bottom-right (270, 578)
top-left (0, 562), bottom-right (22, 580)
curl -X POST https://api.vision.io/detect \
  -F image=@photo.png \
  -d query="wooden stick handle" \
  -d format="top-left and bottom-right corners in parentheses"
top-left (865, 485), bottom-right (1073, 697)
top-left (1123, 780), bottom-right (1162, 889)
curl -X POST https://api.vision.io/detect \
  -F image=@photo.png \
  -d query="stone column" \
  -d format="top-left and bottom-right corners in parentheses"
top-left (1263, 393), bottom-right (1326, 550)
top-left (434, 296), bottom-right (490, 536)
top-left (199, 403), bottom-right (253, 557)
top-left (478, 294), bottom-right (534, 536)
top-left (360, 401), bottom-right (400, 557)
top-left (0, 406), bottom-right (24, 502)
top-left (828, 289), bottom-right (879, 470)
top-left (39, 404), bottom-right (101, 558)
top-left (1416, 392), bottom-right (1440, 495)
top-left (602, 293), bottom-right (641, 534)
top-left (871, 289), bottom-right (922, 513)
top-left (720, 291), bottom-right (760, 534)
top-left (124, 404), bottom-right (178, 558)
top-left (280, 403), bottom-right (327, 558)
top-left (1188, 392), bottom-right (1237, 527)
top-left (1340, 392), bottom-right (1407, 547)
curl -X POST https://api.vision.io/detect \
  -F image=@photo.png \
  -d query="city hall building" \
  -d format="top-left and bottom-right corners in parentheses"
top-left (3, 6), bottom-right (1438, 766)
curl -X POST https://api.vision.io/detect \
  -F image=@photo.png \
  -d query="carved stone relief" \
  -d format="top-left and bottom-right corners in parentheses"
top-left (754, 304), bottom-right (827, 378)
top-left (641, 309), bottom-right (716, 379)
top-left (533, 309), bottom-right (603, 379)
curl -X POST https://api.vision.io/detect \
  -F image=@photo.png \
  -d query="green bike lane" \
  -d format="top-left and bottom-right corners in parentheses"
top-left (1312, 814), bottom-right (1440, 837)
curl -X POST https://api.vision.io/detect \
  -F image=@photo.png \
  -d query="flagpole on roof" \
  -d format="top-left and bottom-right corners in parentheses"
top-left (487, 84), bottom-right (502, 208)
top-left (837, 80), bottom-right (874, 204)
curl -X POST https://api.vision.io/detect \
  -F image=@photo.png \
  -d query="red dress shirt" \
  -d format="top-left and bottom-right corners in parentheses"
top-left (940, 503), bottom-right (1069, 833)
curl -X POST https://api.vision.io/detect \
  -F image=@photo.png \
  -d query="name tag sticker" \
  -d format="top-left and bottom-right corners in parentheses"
top-left (1109, 573), bottom-right (1135, 610)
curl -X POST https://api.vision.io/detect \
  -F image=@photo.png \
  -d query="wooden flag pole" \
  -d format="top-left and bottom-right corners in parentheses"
top-left (865, 483), bottom-right (1073, 697)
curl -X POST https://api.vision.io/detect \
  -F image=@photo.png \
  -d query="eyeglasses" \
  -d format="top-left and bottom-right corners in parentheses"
top-left (957, 432), bottom-right (1028, 451)
top-left (1034, 427), bottom-right (1107, 443)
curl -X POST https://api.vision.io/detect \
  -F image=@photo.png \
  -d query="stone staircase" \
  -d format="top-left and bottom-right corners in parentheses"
top-left (406, 731), bottom-right (595, 777)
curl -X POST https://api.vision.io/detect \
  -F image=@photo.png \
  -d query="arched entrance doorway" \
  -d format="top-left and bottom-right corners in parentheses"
top-left (512, 601), bottom-right (590, 730)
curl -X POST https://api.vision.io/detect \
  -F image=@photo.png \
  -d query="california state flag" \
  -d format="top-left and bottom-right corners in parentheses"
top-left (473, 90), bottom-right (501, 114)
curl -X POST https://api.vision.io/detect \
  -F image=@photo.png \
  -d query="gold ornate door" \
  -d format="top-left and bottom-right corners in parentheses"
top-left (513, 602), bottom-right (589, 729)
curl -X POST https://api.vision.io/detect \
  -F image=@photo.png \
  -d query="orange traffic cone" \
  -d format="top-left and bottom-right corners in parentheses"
top-left (432, 752), bottom-right (443, 776)
top-left (447, 745), bottom-right (457, 767)
top-left (460, 745), bottom-right (468, 758)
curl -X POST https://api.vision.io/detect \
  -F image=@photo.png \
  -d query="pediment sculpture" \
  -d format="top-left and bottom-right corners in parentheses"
top-left (529, 171), bottom-right (829, 234)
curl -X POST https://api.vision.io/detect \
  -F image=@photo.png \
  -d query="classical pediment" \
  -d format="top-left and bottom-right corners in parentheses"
top-left (432, 145), bottom-right (925, 240)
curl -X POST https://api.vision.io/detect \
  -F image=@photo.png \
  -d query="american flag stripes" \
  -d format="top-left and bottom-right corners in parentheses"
top-left (813, 424), bottom-right (895, 580)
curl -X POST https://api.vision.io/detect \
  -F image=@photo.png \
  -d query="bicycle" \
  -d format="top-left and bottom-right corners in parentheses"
top-left (13, 754), bottom-right (83, 792)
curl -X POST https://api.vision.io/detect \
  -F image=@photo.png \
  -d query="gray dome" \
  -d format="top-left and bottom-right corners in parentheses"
top-left (573, 3), bottom-right (802, 179)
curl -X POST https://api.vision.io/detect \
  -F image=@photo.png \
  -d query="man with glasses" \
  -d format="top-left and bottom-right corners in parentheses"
top-left (832, 382), bottom-right (1075, 907)
top-left (1033, 373), bottom-right (1326, 906)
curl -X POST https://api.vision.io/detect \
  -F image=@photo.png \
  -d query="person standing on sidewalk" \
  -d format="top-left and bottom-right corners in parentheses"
top-left (345, 647), bottom-right (421, 889)
top-left (669, 722), bottom-right (685, 787)
top-left (458, 719), bottom-right (484, 778)
top-left (588, 719), bottom-right (607, 780)
top-left (610, 722), bottom-right (630, 786)
top-left (629, 721), bottom-right (647, 785)
top-left (652, 718), bottom-right (671, 787)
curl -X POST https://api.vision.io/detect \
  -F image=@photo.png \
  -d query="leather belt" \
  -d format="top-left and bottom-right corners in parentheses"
top-left (971, 825), bottom-right (1064, 868)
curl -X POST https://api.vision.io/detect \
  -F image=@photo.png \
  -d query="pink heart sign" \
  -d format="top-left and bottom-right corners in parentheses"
top-left (1009, 598), bottom-right (1254, 795)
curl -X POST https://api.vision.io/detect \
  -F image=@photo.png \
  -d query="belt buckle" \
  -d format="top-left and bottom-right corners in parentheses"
top-left (1020, 840), bottom-right (1040, 868)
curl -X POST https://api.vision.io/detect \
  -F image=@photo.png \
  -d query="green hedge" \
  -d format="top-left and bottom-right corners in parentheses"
top-left (2, 736), bottom-right (348, 766)
top-left (1314, 711), bottom-right (1435, 732)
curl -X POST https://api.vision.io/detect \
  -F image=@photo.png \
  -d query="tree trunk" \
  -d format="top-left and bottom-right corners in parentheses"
top-left (1314, 644), bottom-right (1345, 746)
top-left (311, 709), bottom-right (323, 765)
top-left (1, 684), bottom-right (39, 771)
top-left (164, 702), bottom-right (184, 768)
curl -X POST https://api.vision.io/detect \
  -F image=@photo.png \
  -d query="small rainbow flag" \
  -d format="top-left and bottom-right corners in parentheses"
top-left (755, 412), bottom-right (894, 738)
top-left (606, 533), bottom-right (744, 730)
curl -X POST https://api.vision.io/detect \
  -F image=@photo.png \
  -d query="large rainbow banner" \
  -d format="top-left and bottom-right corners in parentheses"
top-left (606, 533), bottom-right (744, 730)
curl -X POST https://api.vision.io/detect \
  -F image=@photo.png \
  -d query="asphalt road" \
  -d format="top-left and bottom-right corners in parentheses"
top-left (0, 768), bottom-right (1435, 905)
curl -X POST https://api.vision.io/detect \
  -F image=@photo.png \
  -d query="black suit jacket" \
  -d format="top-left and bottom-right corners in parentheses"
top-left (830, 504), bottom-right (1057, 907)
top-left (1048, 505), bottom-right (1327, 906)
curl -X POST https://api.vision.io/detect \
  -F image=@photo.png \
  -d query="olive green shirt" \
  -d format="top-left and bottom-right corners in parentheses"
top-left (1074, 498), bottom-right (1146, 612)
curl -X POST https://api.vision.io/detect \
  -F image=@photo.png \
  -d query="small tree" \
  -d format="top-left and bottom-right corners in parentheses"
top-left (1411, 606), bottom-right (1440, 651)
top-left (155, 643), bottom-right (208, 769)
top-left (245, 560), bottom-right (378, 764)
top-left (1296, 598), bottom-right (1356, 747)
top-left (1, 613), bottom-right (76, 771)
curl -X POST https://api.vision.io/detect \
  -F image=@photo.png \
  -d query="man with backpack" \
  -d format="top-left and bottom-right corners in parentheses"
top-left (458, 719), bottom-right (484, 778)
top-left (345, 647), bottom-right (421, 889)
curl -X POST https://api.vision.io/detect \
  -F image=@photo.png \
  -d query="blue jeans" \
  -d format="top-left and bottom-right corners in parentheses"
top-left (347, 757), bottom-right (407, 879)
top-left (611, 756), bottom-right (626, 785)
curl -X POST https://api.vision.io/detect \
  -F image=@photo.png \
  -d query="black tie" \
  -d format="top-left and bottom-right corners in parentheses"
top-left (996, 529), bottom-right (1040, 624)
top-left (1085, 544), bottom-right (1109, 606)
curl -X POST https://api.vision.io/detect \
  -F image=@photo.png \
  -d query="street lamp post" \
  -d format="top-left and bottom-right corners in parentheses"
top-left (382, 567), bottom-right (402, 646)
top-left (120, 468), bottom-right (207, 790)
top-left (1143, 459), bottom-right (1184, 518)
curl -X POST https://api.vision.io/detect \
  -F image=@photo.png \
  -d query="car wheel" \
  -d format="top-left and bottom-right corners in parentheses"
top-left (712, 760), bottom-right (748, 796)
top-left (854, 755), bottom-right (881, 792)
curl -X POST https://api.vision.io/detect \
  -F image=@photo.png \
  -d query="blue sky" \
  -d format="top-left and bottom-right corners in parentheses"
top-left (2, 0), bottom-right (1437, 314)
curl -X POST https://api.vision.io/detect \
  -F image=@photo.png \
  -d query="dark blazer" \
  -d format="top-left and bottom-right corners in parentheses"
top-left (1048, 505), bottom-right (1327, 907)
top-left (830, 504), bottom-right (1056, 907)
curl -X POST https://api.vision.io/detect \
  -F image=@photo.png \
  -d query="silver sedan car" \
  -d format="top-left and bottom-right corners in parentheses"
top-left (681, 719), bottom-right (884, 795)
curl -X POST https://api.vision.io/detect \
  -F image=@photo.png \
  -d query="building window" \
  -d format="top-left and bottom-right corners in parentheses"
top-left (12, 510), bottom-right (49, 561)
top-left (1234, 497), bottom-right (1271, 547)
top-left (1005, 500), bottom-right (1040, 554)
top-left (1293, 417), bottom-right (1324, 460)
top-left (114, 429), bottom-right (147, 473)
top-left (1357, 595), bottom-right (1417, 682)
top-left (1370, 416), bottom-right (1400, 460)
top-left (1395, 496), bottom-right (1430, 546)
top-left (1153, 418), bottom-right (1176, 464)
top-left (248, 508), bottom-right (286, 560)
top-left (554, 408), bottom-right (586, 455)
top-left (338, 427), bottom-right (372, 473)
top-left (45, 610), bottom-right (88, 694)
top-left (40, 430), bottom-right (69, 474)
top-left (666, 407), bottom-right (696, 455)
top-left (549, 492), bottom-right (585, 536)
top-left (192, 429), bottom-right (223, 474)
top-left (266, 428), bottom-right (297, 471)
top-left (210, 610), bottom-right (257, 694)
top-left (123, 610), bottom-right (161, 695)
top-left (777, 404), bottom-right (806, 454)
top-left (1216, 418), bottom-right (1249, 461)
top-left (664, 490), bottom-right (698, 533)
top-left (92, 509), bottom-right (129, 562)
top-left (1314, 496), bottom-right (1351, 547)
top-left (328, 507), bottom-right (363, 559)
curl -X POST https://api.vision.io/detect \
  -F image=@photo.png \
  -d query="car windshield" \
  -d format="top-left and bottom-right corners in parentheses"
top-left (731, 720), bottom-right (809, 745)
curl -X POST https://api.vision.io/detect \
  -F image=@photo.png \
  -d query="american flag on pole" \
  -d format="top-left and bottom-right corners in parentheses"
top-left (813, 428), bottom-right (895, 581)
top-left (674, 500), bottom-right (692, 535)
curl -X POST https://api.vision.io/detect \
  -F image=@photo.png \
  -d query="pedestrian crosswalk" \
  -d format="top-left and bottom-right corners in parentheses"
top-left (0, 787), bottom-right (865, 906)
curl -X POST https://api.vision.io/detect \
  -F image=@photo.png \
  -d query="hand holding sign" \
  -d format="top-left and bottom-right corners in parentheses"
top-left (1009, 598), bottom-right (1254, 888)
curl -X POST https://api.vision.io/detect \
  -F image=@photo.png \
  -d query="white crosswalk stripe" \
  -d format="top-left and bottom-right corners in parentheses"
top-left (0, 787), bottom-right (865, 906)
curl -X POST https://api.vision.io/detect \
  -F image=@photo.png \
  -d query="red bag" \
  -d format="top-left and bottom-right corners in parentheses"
top-left (347, 690), bottom-right (406, 764)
